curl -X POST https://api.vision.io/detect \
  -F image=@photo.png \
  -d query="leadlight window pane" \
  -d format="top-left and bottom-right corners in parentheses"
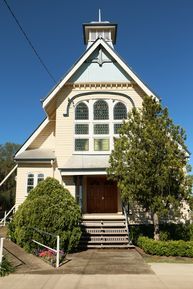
top-left (94, 100), bottom-right (109, 120)
top-left (75, 124), bottom-right (89, 134)
top-left (94, 124), bottom-right (109, 134)
top-left (114, 123), bottom-right (122, 134)
top-left (94, 139), bottom-right (109, 151)
top-left (37, 174), bottom-right (44, 184)
top-left (114, 102), bottom-right (127, 120)
top-left (27, 174), bottom-right (34, 193)
top-left (75, 102), bottom-right (88, 120)
top-left (75, 139), bottom-right (89, 151)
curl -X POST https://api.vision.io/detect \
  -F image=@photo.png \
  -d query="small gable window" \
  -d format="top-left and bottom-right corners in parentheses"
top-left (27, 173), bottom-right (44, 194)
top-left (75, 102), bottom-right (88, 120)
top-left (37, 173), bottom-right (44, 184)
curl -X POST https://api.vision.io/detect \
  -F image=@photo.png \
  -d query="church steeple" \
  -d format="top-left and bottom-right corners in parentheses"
top-left (83, 11), bottom-right (117, 49)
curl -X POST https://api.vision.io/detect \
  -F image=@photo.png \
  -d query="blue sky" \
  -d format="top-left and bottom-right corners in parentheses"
top-left (0, 0), bottom-right (193, 166)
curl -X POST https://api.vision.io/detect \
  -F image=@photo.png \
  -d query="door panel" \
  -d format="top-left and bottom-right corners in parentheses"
top-left (87, 177), bottom-right (117, 213)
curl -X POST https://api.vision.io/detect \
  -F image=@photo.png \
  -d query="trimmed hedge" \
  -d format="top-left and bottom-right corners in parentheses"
top-left (9, 178), bottom-right (82, 253)
top-left (137, 236), bottom-right (193, 257)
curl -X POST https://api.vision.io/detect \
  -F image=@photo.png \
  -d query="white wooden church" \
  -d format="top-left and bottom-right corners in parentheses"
top-left (15, 16), bottom-right (157, 220)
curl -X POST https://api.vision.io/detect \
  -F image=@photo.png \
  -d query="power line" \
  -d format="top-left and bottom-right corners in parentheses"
top-left (2, 0), bottom-right (57, 84)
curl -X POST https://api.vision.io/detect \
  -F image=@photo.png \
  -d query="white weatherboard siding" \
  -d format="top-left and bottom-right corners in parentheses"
top-left (15, 165), bottom-right (54, 209)
top-left (29, 120), bottom-right (56, 149)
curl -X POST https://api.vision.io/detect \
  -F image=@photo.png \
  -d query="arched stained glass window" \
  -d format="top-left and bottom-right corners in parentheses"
top-left (94, 100), bottom-right (109, 120)
top-left (114, 102), bottom-right (127, 120)
top-left (75, 102), bottom-right (88, 120)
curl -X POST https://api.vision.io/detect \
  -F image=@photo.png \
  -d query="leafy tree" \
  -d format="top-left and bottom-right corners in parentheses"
top-left (0, 142), bottom-right (20, 212)
top-left (9, 177), bottom-right (82, 253)
top-left (107, 96), bottom-right (192, 240)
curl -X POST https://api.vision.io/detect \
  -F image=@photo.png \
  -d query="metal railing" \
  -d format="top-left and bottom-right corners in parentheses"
top-left (0, 238), bottom-right (4, 268)
top-left (0, 205), bottom-right (16, 227)
top-left (31, 228), bottom-right (61, 268)
top-left (0, 165), bottom-right (18, 187)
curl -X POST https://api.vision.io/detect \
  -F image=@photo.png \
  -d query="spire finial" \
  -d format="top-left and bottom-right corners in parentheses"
top-left (98, 9), bottom-right (101, 22)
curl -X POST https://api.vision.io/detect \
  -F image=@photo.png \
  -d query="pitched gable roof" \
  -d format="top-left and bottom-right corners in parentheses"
top-left (42, 37), bottom-right (158, 111)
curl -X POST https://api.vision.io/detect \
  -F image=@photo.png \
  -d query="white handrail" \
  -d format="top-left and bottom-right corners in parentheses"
top-left (0, 238), bottom-right (4, 267)
top-left (32, 235), bottom-right (60, 268)
top-left (0, 204), bottom-right (16, 225)
top-left (0, 164), bottom-right (18, 187)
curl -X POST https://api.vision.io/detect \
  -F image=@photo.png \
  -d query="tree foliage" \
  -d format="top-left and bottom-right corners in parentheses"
top-left (9, 177), bottom-right (82, 253)
top-left (0, 142), bottom-right (20, 211)
top-left (107, 96), bottom-right (192, 239)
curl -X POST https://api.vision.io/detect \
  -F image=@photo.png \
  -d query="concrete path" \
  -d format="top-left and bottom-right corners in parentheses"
top-left (1, 243), bottom-right (193, 289)
top-left (52, 249), bottom-right (153, 275)
top-left (1, 263), bottom-right (193, 289)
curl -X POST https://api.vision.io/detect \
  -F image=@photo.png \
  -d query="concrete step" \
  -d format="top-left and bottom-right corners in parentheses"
top-left (82, 244), bottom-right (132, 248)
top-left (80, 217), bottom-right (129, 249)
top-left (81, 221), bottom-right (127, 227)
top-left (83, 229), bottom-right (128, 235)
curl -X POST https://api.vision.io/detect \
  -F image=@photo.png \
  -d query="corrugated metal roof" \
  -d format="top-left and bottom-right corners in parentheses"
top-left (15, 149), bottom-right (55, 160)
top-left (60, 154), bottom-right (110, 169)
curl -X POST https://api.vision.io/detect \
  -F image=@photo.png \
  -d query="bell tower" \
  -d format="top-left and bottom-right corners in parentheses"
top-left (83, 10), bottom-right (117, 49)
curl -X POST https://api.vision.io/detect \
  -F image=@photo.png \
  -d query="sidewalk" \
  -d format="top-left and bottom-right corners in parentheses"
top-left (1, 263), bottom-right (193, 289)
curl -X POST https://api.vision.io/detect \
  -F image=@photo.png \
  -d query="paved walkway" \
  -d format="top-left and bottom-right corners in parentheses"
top-left (1, 263), bottom-right (193, 289)
top-left (1, 240), bottom-right (193, 289)
top-left (50, 249), bottom-right (153, 275)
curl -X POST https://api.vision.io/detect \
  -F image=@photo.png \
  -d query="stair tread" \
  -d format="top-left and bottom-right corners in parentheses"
top-left (81, 244), bottom-right (131, 248)
top-left (80, 217), bottom-right (129, 249)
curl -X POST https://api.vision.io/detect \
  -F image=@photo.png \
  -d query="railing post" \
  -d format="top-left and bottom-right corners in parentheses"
top-left (3, 211), bottom-right (7, 226)
top-left (0, 237), bottom-right (4, 267)
top-left (56, 235), bottom-right (60, 268)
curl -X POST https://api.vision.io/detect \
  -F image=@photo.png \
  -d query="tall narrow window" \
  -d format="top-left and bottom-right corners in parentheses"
top-left (114, 102), bottom-right (127, 135)
top-left (94, 100), bottom-right (109, 120)
top-left (75, 102), bottom-right (89, 151)
top-left (27, 173), bottom-right (34, 193)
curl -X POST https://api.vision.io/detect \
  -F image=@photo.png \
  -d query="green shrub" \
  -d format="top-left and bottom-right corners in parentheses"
top-left (0, 257), bottom-right (14, 277)
top-left (129, 225), bottom-right (154, 244)
top-left (137, 236), bottom-right (193, 257)
top-left (129, 223), bottom-right (193, 244)
top-left (159, 230), bottom-right (170, 241)
top-left (9, 177), bottom-right (82, 253)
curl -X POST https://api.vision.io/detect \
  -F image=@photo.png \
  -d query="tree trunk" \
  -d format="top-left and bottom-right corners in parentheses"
top-left (153, 212), bottom-right (160, 240)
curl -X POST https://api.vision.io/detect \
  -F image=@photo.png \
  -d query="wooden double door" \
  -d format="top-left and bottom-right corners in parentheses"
top-left (87, 176), bottom-right (117, 213)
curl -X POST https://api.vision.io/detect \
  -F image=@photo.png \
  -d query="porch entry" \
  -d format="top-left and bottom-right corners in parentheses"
top-left (87, 176), bottom-right (117, 213)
